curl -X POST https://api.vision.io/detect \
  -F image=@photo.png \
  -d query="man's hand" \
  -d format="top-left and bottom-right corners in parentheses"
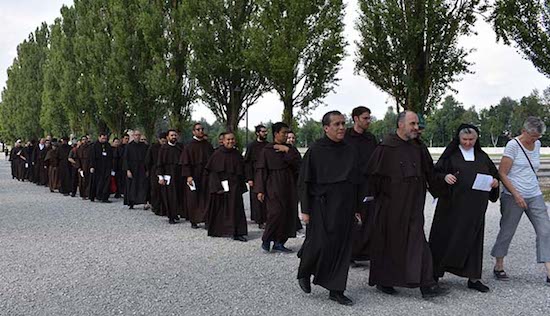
top-left (444, 174), bottom-right (457, 185)
top-left (491, 178), bottom-right (499, 188)
top-left (127, 170), bottom-right (133, 179)
top-left (90, 168), bottom-right (95, 174)
top-left (257, 193), bottom-right (265, 203)
top-left (159, 179), bottom-right (166, 185)
top-left (273, 144), bottom-right (289, 153)
top-left (355, 213), bottom-right (362, 225)
top-left (301, 213), bottom-right (310, 224)
top-left (248, 180), bottom-right (254, 188)
top-left (187, 176), bottom-right (194, 185)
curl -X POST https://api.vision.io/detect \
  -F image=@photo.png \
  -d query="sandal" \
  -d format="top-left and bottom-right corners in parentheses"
top-left (493, 269), bottom-right (509, 281)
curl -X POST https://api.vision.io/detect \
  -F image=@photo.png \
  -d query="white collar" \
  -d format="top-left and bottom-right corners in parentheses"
top-left (459, 145), bottom-right (475, 161)
top-left (193, 136), bottom-right (202, 141)
top-left (168, 142), bottom-right (176, 146)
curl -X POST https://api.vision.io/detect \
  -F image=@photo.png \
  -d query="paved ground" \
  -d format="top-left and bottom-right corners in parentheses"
top-left (1, 158), bottom-right (549, 316)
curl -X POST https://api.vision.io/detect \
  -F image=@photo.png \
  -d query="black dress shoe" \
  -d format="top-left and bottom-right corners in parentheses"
top-left (233, 235), bottom-right (247, 242)
top-left (101, 200), bottom-right (112, 203)
top-left (261, 240), bottom-right (271, 252)
top-left (467, 280), bottom-right (490, 293)
top-left (129, 205), bottom-right (134, 209)
top-left (546, 276), bottom-right (550, 286)
top-left (376, 285), bottom-right (397, 295)
top-left (420, 285), bottom-right (449, 298)
top-left (168, 218), bottom-right (176, 224)
top-left (71, 193), bottom-right (76, 197)
top-left (191, 223), bottom-right (199, 229)
top-left (272, 243), bottom-right (293, 253)
top-left (298, 277), bottom-right (311, 293)
top-left (329, 291), bottom-right (354, 306)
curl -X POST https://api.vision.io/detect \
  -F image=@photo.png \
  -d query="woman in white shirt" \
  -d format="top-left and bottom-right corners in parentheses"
top-left (491, 116), bottom-right (550, 286)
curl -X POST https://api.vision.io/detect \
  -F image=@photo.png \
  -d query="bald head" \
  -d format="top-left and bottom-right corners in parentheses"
top-left (396, 111), bottom-right (419, 141)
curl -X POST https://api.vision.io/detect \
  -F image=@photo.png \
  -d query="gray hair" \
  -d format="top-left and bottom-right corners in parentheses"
top-left (458, 127), bottom-right (478, 139)
top-left (523, 116), bottom-right (546, 134)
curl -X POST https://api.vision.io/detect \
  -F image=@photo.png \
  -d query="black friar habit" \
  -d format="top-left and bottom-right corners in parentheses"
top-left (254, 143), bottom-right (301, 244)
top-left (113, 144), bottom-right (125, 197)
top-left (297, 136), bottom-right (360, 292)
top-left (156, 142), bottom-right (184, 221)
top-left (181, 138), bottom-right (214, 225)
top-left (344, 127), bottom-right (378, 261)
top-left (366, 133), bottom-right (445, 288)
top-left (89, 141), bottom-right (114, 202)
top-left (122, 141), bottom-right (149, 207)
top-left (45, 147), bottom-right (60, 191)
top-left (76, 143), bottom-right (91, 198)
top-left (205, 146), bottom-right (248, 238)
top-left (145, 143), bottom-right (164, 216)
top-left (34, 144), bottom-right (49, 185)
top-left (24, 144), bottom-right (34, 181)
top-left (429, 124), bottom-right (499, 280)
top-left (9, 147), bottom-right (25, 180)
top-left (244, 140), bottom-right (268, 224)
top-left (58, 143), bottom-right (73, 195)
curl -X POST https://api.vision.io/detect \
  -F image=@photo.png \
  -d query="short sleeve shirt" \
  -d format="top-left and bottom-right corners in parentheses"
top-left (502, 138), bottom-right (541, 198)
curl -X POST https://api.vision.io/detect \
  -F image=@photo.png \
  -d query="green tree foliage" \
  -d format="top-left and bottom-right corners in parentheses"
top-left (186, 0), bottom-right (269, 132)
top-left (492, 0), bottom-right (550, 77)
top-left (355, 0), bottom-right (481, 114)
top-left (0, 23), bottom-right (49, 141)
top-left (41, 19), bottom-right (70, 136)
top-left (252, 0), bottom-right (346, 125)
top-left (369, 106), bottom-right (397, 142)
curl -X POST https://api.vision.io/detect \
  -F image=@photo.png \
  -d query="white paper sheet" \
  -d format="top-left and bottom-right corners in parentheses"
top-left (110, 171), bottom-right (116, 176)
top-left (362, 196), bottom-right (374, 203)
top-left (221, 180), bottom-right (229, 192)
top-left (188, 180), bottom-right (196, 191)
top-left (472, 173), bottom-right (493, 192)
top-left (80, 170), bottom-right (84, 178)
top-left (164, 175), bottom-right (171, 185)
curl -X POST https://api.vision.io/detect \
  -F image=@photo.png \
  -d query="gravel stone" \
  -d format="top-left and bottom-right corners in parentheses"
top-left (1, 159), bottom-right (550, 315)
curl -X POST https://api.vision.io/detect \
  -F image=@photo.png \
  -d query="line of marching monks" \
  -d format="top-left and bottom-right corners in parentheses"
top-left (7, 123), bottom-right (305, 249)
top-left (11, 107), bottom-right (531, 307)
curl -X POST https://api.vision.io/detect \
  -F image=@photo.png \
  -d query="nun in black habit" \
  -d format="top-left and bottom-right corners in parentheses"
top-left (429, 124), bottom-right (499, 292)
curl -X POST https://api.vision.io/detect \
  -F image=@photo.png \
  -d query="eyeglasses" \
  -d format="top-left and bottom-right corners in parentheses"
top-left (527, 132), bottom-right (542, 139)
top-left (195, 128), bottom-right (204, 131)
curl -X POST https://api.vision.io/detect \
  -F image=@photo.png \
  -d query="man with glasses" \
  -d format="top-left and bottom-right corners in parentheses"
top-left (181, 123), bottom-right (214, 228)
top-left (244, 125), bottom-right (269, 228)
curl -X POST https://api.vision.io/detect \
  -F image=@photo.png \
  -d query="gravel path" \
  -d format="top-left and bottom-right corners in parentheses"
top-left (0, 158), bottom-right (549, 315)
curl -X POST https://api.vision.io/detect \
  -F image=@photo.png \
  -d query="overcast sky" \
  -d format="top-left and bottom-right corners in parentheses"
top-left (1, 0), bottom-right (548, 128)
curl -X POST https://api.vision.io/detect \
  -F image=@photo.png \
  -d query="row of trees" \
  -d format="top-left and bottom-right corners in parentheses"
top-left (1, 0), bottom-right (550, 145)
top-left (368, 89), bottom-right (550, 147)
top-left (0, 0), bottom-right (346, 142)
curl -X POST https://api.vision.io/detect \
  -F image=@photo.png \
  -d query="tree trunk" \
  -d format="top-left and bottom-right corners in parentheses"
top-left (282, 98), bottom-right (293, 126)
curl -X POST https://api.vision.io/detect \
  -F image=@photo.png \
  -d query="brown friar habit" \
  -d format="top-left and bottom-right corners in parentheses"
top-left (45, 147), bottom-right (60, 191)
top-left (429, 124), bottom-right (499, 280)
top-left (57, 143), bottom-right (73, 194)
top-left (68, 146), bottom-right (79, 196)
top-left (344, 127), bottom-right (378, 261)
top-left (76, 143), bottom-right (92, 198)
top-left (113, 144), bottom-right (125, 197)
top-left (366, 133), bottom-right (444, 288)
top-left (88, 141), bottom-right (114, 202)
top-left (156, 142), bottom-right (184, 221)
top-left (297, 136), bottom-right (360, 292)
top-left (205, 146), bottom-right (248, 237)
top-left (34, 144), bottom-right (49, 185)
top-left (254, 143), bottom-right (301, 244)
top-left (122, 141), bottom-right (149, 206)
top-left (244, 140), bottom-right (268, 224)
top-left (145, 143), bottom-right (164, 215)
top-left (181, 138), bottom-right (214, 225)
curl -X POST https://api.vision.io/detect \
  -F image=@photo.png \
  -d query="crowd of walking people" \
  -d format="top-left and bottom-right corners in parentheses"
top-left (6, 108), bottom-right (550, 306)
